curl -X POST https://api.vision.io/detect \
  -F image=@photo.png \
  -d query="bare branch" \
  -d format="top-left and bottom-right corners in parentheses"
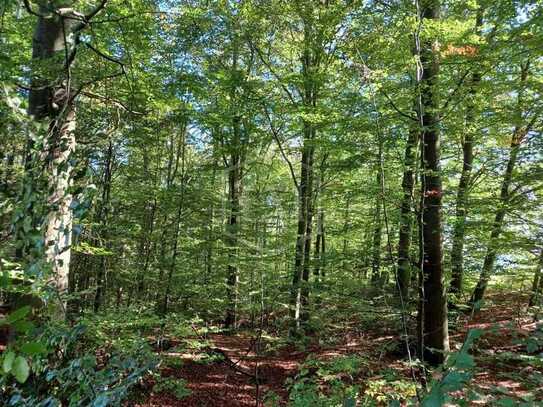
top-left (22, 0), bottom-right (43, 17)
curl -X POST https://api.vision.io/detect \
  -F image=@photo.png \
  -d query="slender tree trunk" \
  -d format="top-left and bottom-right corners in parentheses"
top-left (225, 40), bottom-right (244, 328)
top-left (289, 15), bottom-right (319, 331)
top-left (290, 131), bottom-right (314, 330)
top-left (470, 62), bottom-right (530, 306)
top-left (205, 159), bottom-right (218, 284)
top-left (160, 127), bottom-right (187, 315)
top-left (371, 176), bottom-right (382, 283)
top-left (397, 125), bottom-right (418, 300)
top-left (314, 209), bottom-right (324, 280)
top-left (417, 0), bottom-right (449, 366)
top-left (224, 139), bottom-right (241, 328)
top-left (449, 9), bottom-right (483, 297)
top-left (300, 144), bottom-right (315, 323)
top-left (94, 141), bottom-right (113, 312)
top-left (136, 150), bottom-right (157, 297)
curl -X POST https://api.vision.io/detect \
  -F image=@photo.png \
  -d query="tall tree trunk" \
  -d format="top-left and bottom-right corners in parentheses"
top-left (225, 39), bottom-right (244, 329)
top-left (417, 0), bottom-right (449, 366)
top-left (314, 212), bottom-right (325, 277)
top-left (470, 62), bottom-right (530, 306)
top-left (25, 5), bottom-right (79, 315)
top-left (449, 9), bottom-right (483, 297)
top-left (290, 129), bottom-right (314, 330)
top-left (136, 149), bottom-right (157, 297)
top-left (94, 141), bottom-right (113, 312)
top-left (19, 1), bottom-right (106, 317)
top-left (160, 127), bottom-right (187, 315)
top-left (289, 14), bottom-right (319, 331)
top-left (397, 124), bottom-right (418, 301)
top-left (371, 174), bottom-right (382, 283)
top-left (224, 133), bottom-right (241, 328)
top-left (300, 145), bottom-right (315, 324)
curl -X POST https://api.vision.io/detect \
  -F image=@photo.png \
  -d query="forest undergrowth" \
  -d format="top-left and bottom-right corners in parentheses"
top-left (110, 291), bottom-right (543, 406)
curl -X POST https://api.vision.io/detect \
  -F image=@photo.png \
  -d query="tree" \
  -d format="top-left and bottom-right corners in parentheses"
top-left (449, 6), bottom-right (483, 298)
top-left (19, 0), bottom-right (107, 315)
top-left (470, 61), bottom-right (536, 307)
top-left (417, 0), bottom-right (449, 366)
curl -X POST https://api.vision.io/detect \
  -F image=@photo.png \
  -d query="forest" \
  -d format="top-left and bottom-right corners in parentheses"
top-left (0, 0), bottom-right (542, 405)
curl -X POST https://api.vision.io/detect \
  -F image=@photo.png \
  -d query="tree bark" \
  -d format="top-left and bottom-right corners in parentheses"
top-left (397, 125), bottom-right (418, 300)
top-left (25, 4), bottom-right (81, 316)
top-left (417, 0), bottom-right (449, 366)
top-left (289, 12), bottom-right (319, 331)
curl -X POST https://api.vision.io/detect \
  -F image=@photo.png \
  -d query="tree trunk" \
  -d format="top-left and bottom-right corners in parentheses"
top-left (224, 138), bottom-right (241, 328)
top-left (290, 130), bottom-right (314, 330)
top-left (371, 173), bottom-right (382, 284)
top-left (300, 146), bottom-right (315, 324)
top-left (225, 40), bottom-right (244, 329)
top-left (470, 62), bottom-right (530, 306)
top-left (449, 9), bottom-right (483, 297)
top-left (417, 0), bottom-right (449, 366)
top-left (397, 124), bottom-right (418, 301)
top-left (94, 141), bottom-right (113, 312)
top-left (25, 5), bottom-right (82, 316)
top-left (289, 14), bottom-right (319, 331)
top-left (160, 127), bottom-right (187, 315)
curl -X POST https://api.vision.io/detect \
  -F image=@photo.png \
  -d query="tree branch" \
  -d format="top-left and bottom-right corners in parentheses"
top-left (263, 106), bottom-right (300, 192)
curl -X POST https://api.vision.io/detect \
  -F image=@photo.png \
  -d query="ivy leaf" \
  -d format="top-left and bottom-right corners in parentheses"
top-left (12, 356), bottom-right (30, 383)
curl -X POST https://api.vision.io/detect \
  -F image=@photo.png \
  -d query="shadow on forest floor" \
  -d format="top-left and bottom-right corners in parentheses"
top-left (132, 293), bottom-right (542, 406)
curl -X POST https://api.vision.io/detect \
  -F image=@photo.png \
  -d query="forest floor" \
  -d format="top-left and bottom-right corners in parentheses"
top-left (133, 293), bottom-right (542, 406)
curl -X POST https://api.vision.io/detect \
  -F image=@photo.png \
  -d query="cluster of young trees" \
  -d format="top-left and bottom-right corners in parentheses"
top-left (1, 0), bottom-right (542, 367)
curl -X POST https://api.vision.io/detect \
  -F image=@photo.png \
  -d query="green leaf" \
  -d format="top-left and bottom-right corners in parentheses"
top-left (21, 341), bottom-right (47, 356)
top-left (422, 384), bottom-right (445, 407)
top-left (7, 306), bottom-right (30, 324)
top-left (454, 352), bottom-right (474, 369)
top-left (12, 356), bottom-right (30, 383)
top-left (2, 351), bottom-right (15, 373)
top-left (496, 397), bottom-right (516, 407)
top-left (12, 319), bottom-right (35, 334)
